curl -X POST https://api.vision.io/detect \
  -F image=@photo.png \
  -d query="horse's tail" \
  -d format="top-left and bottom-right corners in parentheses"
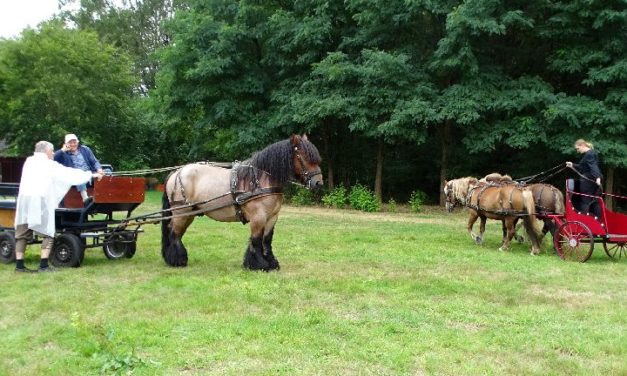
top-left (553, 188), bottom-right (565, 215)
top-left (160, 171), bottom-right (189, 267)
top-left (522, 189), bottom-right (541, 249)
top-left (161, 189), bottom-right (172, 262)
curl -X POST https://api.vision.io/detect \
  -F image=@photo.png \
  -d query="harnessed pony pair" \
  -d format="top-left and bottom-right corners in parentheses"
top-left (444, 175), bottom-right (560, 255)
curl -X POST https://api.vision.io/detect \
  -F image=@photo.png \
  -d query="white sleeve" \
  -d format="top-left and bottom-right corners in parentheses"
top-left (51, 161), bottom-right (93, 186)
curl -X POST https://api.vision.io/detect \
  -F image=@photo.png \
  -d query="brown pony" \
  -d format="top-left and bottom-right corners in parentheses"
top-left (161, 135), bottom-right (323, 270)
top-left (444, 177), bottom-right (541, 254)
top-left (516, 183), bottom-right (565, 241)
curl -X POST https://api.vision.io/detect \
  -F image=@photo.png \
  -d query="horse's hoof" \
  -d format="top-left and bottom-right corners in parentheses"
top-left (515, 235), bottom-right (525, 243)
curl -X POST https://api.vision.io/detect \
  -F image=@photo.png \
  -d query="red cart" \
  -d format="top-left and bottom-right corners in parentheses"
top-left (547, 179), bottom-right (627, 262)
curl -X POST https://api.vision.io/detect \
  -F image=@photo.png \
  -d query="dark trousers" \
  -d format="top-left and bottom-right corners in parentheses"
top-left (576, 180), bottom-right (602, 218)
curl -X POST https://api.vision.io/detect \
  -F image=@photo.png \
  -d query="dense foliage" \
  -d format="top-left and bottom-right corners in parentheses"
top-left (0, 0), bottom-right (625, 202)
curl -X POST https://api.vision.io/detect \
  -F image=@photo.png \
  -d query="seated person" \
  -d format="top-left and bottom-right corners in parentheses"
top-left (54, 133), bottom-right (104, 204)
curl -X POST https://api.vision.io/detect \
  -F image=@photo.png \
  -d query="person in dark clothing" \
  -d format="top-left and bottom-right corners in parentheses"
top-left (54, 133), bottom-right (104, 204)
top-left (566, 139), bottom-right (603, 218)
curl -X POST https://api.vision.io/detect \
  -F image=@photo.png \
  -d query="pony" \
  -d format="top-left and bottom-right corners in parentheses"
top-left (480, 173), bottom-right (565, 242)
top-left (515, 183), bottom-right (565, 241)
top-left (161, 135), bottom-right (323, 270)
top-left (444, 177), bottom-right (542, 255)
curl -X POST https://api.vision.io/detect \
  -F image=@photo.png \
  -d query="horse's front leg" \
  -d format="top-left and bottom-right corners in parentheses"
top-left (513, 221), bottom-right (526, 243)
top-left (467, 211), bottom-right (482, 244)
top-left (261, 214), bottom-right (280, 270)
top-left (499, 217), bottom-right (517, 251)
top-left (477, 216), bottom-right (487, 245)
top-left (242, 219), bottom-right (270, 271)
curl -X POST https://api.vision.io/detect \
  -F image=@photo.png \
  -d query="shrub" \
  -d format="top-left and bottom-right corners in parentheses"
top-left (291, 186), bottom-right (315, 206)
top-left (408, 190), bottom-right (428, 213)
top-left (387, 198), bottom-right (398, 213)
top-left (321, 186), bottom-right (348, 209)
top-left (349, 184), bottom-right (380, 212)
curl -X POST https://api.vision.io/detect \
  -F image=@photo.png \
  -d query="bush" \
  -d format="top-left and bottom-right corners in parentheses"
top-left (349, 184), bottom-right (380, 212)
top-left (291, 186), bottom-right (315, 206)
top-left (321, 186), bottom-right (348, 209)
top-left (408, 190), bottom-right (428, 213)
top-left (387, 198), bottom-right (398, 213)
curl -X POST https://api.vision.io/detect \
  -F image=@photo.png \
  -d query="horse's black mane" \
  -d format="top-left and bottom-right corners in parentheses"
top-left (237, 138), bottom-right (321, 186)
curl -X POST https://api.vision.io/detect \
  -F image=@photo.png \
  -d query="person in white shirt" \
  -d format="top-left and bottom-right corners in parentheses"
top-left (14, 141), bottom-right (103, 273)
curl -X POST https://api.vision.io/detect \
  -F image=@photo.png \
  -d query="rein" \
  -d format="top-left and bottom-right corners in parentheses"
top-left (110, 161), bottom-right (234, 177)
top-left (515, 163), bottom-right (566, 184)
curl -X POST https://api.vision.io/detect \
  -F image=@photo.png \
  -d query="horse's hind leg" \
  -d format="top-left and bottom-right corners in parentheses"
top-left (541, 219), bottom-right (554, 242)
top-left (163, 215), bottom-right (194, 267)
top-left (499, 217), bottom-right (516, 251)
top-left (513, 221), bottom-right (525, 243)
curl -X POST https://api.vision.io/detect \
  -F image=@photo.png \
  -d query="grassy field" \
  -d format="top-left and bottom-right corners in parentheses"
top-left (1, 191), bottom-right (625, 375)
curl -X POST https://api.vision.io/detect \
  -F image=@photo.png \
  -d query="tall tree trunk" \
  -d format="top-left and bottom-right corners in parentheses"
top-left (605, 166), bottom-right (615, 211)
top-left (322, 121), bottom-right (335, 190)
top-left (439, 120), bottom-right (452, 206)
top-left (374, 139), bottom-right (384, 200)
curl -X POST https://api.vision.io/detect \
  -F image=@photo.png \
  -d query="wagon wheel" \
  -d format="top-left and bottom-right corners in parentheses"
top-left (603, 242), bottom-right (626, 260)
top-left (0, 232), bottom-right (16, 264)
top-left (103, 232), bottom-right (136, 260)
top-left (553, 221), bottom-right (594, 262)
top-left (50, 233), bottom-right (85, 268)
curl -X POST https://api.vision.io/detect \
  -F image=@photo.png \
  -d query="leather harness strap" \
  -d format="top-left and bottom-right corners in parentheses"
top-left (230, 163), bottom-right (283, 224)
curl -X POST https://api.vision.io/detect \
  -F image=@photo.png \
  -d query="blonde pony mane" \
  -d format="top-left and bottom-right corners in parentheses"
top-left (447, 177), bottom-right (479, 205)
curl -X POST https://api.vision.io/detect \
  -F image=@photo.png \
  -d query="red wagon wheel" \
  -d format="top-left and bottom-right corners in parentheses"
top-left (603, 241), bottom-right (626, 260)
top-left (553, 221), bottom-right (594, 262)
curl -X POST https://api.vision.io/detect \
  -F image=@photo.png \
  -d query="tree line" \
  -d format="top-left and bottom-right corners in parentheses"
top-left (0, 0), bottom-right (625, 205)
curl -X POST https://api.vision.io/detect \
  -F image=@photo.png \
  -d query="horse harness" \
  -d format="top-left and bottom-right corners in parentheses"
top-left (466, 182), bottom-right (528, 216)
top-left (530, 183), bottom-right (559, 214)
top-left (229, 162), bottom-right (283, 224)
top-left (168, 163), bottom-right (283, 225)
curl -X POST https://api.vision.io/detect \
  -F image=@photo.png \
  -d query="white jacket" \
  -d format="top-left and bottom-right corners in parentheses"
top-left (15, 153), bottom-right (93, 237)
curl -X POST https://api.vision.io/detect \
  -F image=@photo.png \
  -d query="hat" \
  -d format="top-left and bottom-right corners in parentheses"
top-left (65, 134), bottom-right (79, 143)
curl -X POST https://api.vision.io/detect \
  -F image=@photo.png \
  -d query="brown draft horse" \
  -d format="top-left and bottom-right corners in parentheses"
top-left (444, 177), bottom-right (542, 254)
top-left (482, 172), bottom-right (566, 242)
top-left (161, 135), bottom-right (323, 270)
top-left (516, 183), bottom-right (565, 241)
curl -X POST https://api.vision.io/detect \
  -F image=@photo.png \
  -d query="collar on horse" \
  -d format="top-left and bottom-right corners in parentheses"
top-left (230, 162), bottom-right (283, 224)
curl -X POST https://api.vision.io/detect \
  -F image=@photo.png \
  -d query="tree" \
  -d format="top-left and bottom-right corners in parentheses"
top-left (0, 21), bottom-right (138, 168)
top-left (60, 0), bottom-right (181, 93)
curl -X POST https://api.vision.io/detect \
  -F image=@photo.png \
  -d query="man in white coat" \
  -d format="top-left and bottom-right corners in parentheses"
top-left (14, 141), bottom-right (103, 272)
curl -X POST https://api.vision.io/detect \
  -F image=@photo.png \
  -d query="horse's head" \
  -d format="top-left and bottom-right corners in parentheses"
top-left (443, 180), bottom-right (457, 213)
top-left (444, 177), bottom-right (478, 213)
top-left (290, 134), bottom-right (323, 189)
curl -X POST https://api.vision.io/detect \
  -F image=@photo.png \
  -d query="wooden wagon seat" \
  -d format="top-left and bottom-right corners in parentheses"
top-left (62, 176), bottom-right (145, 209)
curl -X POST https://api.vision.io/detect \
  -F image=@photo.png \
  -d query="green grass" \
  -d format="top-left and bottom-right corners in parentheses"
top-left (1, 191), bottom-right (625, 375)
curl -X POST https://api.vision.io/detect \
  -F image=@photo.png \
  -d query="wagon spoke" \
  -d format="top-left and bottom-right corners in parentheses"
top-left (554, 221), bottom-right (594, 262)
top-left (603, 242), bottom-right (626, 260)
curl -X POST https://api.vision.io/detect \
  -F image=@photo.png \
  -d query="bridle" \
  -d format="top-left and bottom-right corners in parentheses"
top-left (294, 146), bottom-right (322, 189)
top-left (444, 182), bottom-right (459, 209)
